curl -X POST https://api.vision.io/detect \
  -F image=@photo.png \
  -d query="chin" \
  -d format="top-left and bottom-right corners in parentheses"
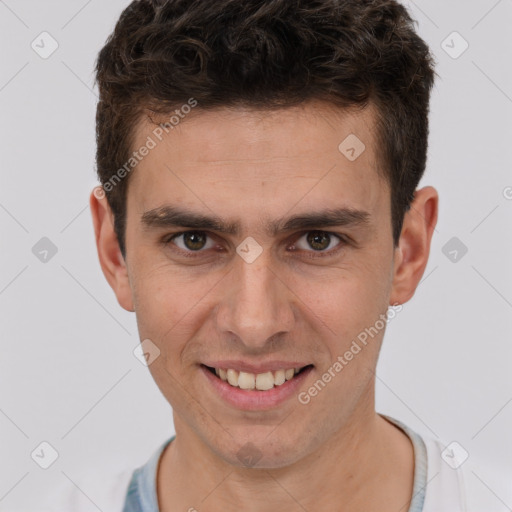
top-left (216, 430), bottom-right (306, 469)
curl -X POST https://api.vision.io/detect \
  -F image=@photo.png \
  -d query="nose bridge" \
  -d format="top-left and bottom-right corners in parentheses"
top-left (216, 254), bottom-right (294, 347)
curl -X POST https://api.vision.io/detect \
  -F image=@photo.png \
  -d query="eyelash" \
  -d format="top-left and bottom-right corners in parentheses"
top-left (162, 230), bottom-right (348, 259)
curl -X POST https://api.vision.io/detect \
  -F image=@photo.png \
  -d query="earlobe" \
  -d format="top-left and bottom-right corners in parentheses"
top-left (90, 187), bottom-right (135, 312)
top-left (389, 186), bottom-right (439, 306)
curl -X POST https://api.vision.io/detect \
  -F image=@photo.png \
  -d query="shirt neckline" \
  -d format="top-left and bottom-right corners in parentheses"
top-left (381, 414), bottom-right (428, 512)
top-left (122, 414), bottom-right (428, 512)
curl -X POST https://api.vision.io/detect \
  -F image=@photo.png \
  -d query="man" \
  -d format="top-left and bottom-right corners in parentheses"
top-left (48, 0), bottom-right (494, 510)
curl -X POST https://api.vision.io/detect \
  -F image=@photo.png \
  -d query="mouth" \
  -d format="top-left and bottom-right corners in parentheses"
top-left (202, 364), bottom-right (314, 391)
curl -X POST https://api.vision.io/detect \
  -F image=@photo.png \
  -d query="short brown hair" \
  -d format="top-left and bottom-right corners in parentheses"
top-left (95, 0), bottom-right (437, 257)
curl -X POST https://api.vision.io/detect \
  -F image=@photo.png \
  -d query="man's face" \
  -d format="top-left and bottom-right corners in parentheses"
top-left (120, 102), bottom-right (400, 467)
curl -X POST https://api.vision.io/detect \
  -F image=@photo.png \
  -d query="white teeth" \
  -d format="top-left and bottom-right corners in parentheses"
top-left (274, 369), bottom-right (286, 386)
top-left (255, 371), bottom-right (274, 391)
top-left (213, 366), bottom-right (306, 390)
top-left (227, 369), bottom-right (239, 387)
top-left (238, 371), bottom-right (255, 390)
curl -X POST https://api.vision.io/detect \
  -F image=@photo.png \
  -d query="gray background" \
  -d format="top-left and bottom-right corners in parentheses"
top-left (1, 0), bottom-right (511, 510)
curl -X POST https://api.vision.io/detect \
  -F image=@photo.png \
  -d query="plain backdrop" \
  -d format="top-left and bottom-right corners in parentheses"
top-left (1, 0), bottom-right (511, 510)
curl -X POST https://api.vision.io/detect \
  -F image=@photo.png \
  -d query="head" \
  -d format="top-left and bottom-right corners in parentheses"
top-left (91, 0), bottom-right (438, 468)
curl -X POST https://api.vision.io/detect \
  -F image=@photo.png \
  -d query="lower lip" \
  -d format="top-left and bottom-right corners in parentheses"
top-left (200, 365), bottom-right (314, 411)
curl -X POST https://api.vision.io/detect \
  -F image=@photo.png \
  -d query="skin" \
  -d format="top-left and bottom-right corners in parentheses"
top-left (91, 100), bottom-right (438, 512)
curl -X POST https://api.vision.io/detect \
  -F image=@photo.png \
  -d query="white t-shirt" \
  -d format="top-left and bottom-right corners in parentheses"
top-left (34, 415), bottom-right (511, 512)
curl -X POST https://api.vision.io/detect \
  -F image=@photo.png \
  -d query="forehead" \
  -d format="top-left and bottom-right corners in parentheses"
top-left (127, 101), bottom-right (388, 226)
top-left (134, 101), bottom-right (380, 167)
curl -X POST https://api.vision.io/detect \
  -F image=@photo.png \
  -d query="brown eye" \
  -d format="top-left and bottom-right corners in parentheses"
top-left (292, 230), bottom-right (342, 253)
top-left (170, 231), bottom-right (214, 252)
top-left (306, 231), bottom-right (331, 251)
top-left (183, 232), bottom-right (206, 250)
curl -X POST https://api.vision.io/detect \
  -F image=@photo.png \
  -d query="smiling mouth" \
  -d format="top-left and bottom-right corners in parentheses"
top-left (203, 364), bottom-right (314, 391)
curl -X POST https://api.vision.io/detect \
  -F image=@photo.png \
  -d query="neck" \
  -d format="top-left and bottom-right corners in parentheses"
top-left (157, 407), bottom-right (414, 512)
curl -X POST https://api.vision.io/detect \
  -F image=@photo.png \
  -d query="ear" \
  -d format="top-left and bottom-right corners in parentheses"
top-left (90, 187), bottom-right (134, 312)
top-left (389, 186), bottom-right (439, 306)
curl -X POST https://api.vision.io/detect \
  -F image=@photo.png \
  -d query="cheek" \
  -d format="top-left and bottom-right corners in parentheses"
top-left (293, 259), bottom-right (391, 334)
top-left (130, 264), bottom-right (218, 351)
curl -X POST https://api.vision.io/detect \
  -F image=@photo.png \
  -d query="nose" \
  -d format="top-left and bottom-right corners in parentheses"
top-left (215, 253), bottom-right (295, 349)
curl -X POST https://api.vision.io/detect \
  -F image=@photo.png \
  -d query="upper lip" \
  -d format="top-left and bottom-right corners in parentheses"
top-left (203, 361), bottom-right (312, 374)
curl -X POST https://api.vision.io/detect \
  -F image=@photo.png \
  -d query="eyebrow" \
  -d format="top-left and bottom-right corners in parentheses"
top-left (141, 205), bottom-right (371, 236)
